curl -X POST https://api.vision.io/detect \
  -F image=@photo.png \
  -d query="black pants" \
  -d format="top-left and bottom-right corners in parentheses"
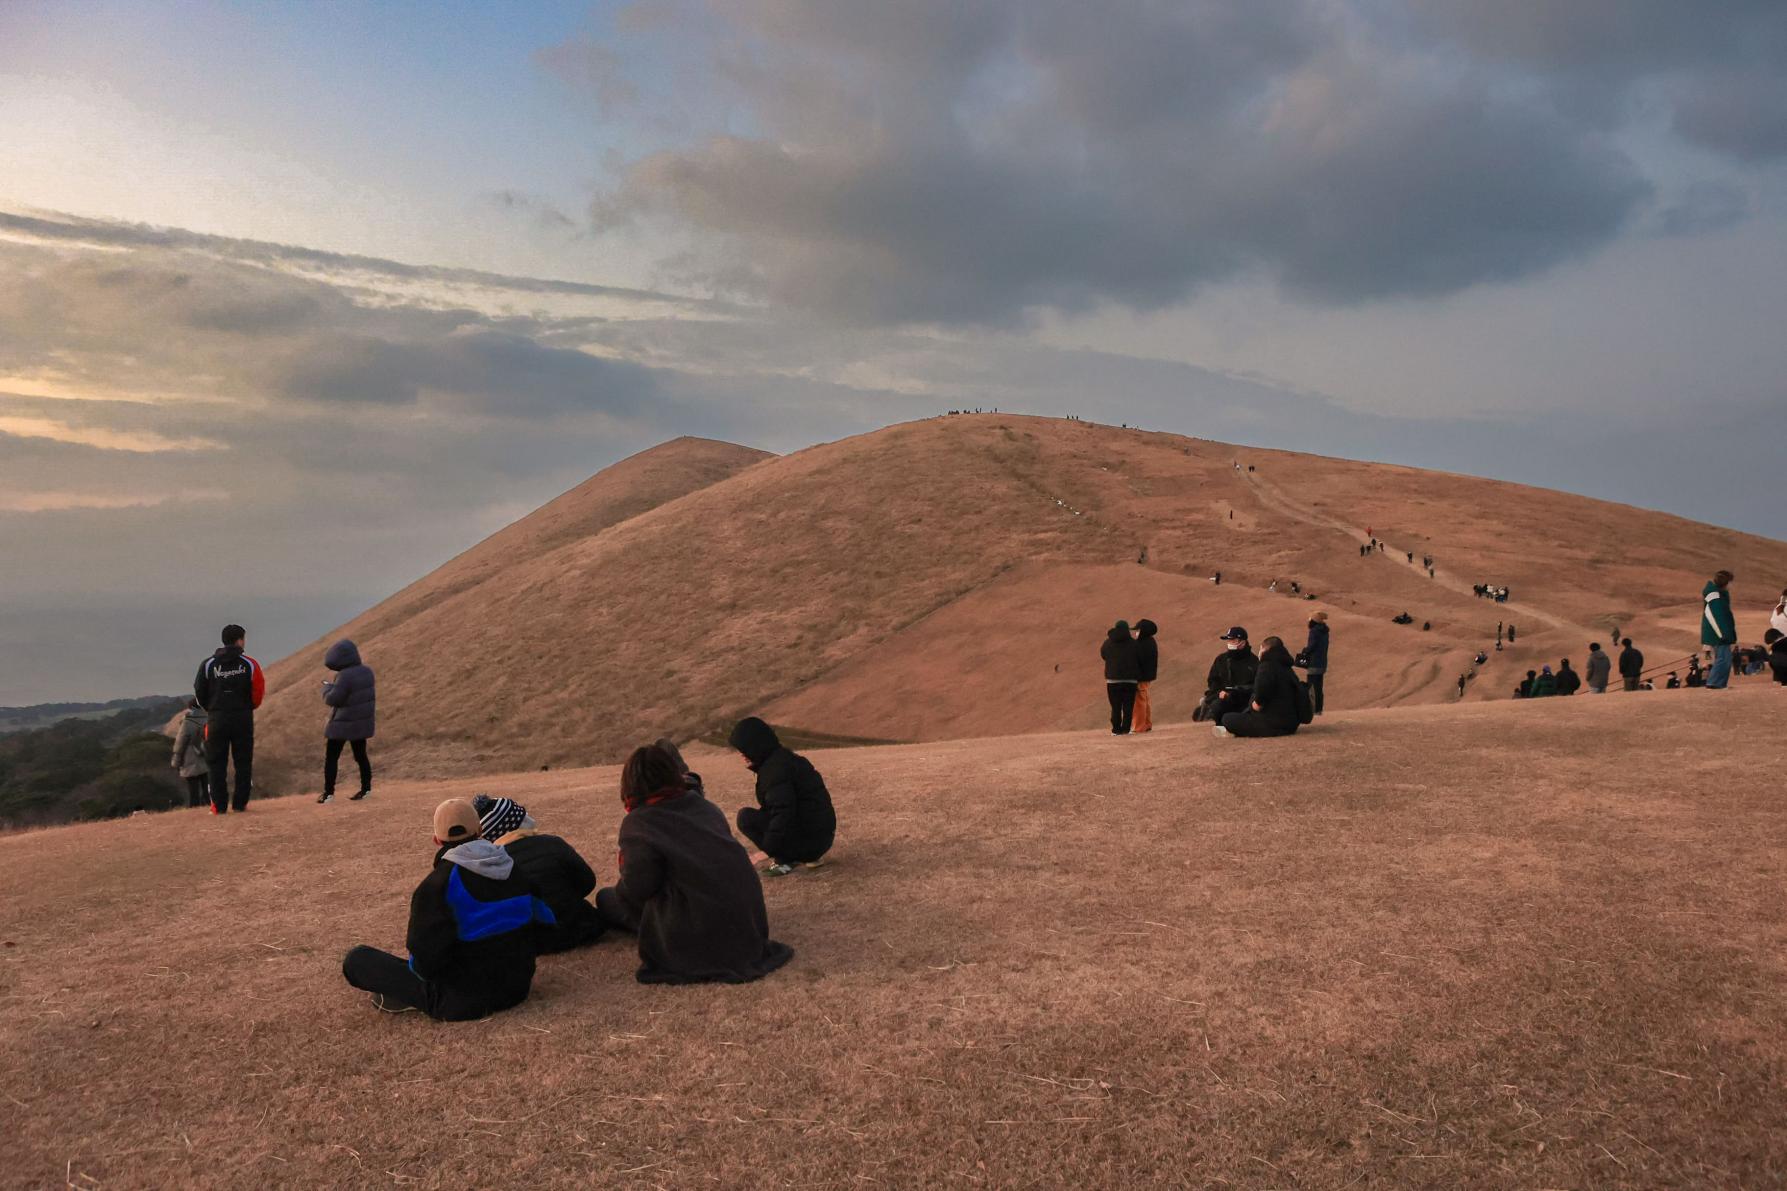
top-left (1106, 683), bottom-right (1136, 734)
top-left (205, 713), bottom-right (254, 812)
top-left (1305, 672), bottom-right (1325, 715)
top-left (1220, 710), bottom-right (1295, 738)
top-left (185, 775), bottom-right (210, 807)
top-left (341, 945), bottom-right (515, 1022)
top-left (324, 737), bottom-right (372, 796)
top-left (735, 806), bottom-right (830, 864)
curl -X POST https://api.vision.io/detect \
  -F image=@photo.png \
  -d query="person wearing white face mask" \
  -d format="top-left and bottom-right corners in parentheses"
top-left (1193, 627), bottom-right (1258, 723)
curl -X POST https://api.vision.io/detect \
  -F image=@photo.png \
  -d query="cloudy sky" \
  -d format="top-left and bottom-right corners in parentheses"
top-left (2, 0), bottom-right (1784, 703)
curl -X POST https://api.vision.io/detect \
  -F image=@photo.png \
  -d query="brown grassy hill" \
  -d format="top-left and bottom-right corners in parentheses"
top-left (9, 685), bottom-right (1787, 1188)
top-left (254, 415), bottom-right (1787, 786)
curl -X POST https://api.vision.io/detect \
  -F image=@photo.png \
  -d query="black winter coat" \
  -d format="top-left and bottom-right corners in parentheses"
top-left (730, 719), bottom-right (837, 863)
top-left (600, 792), bottom-right (794, 985)
top-left (1204, 646), bottom-right (1258, 698)
top-left (1555, 666), bottom-right (1581, 695)
top-left (1618, 646), bottom-right (1644, 679)
top-left (195, 645), bottom-right (263, 715)
top-left (1250, 644), bottom-right (1302, 732)
top-left (1101, 627), bottom-right (1141, 682)
top-left (1134, 620), bottom-right (1160, 682)
top-left (321, 639), bottom-right (376, 740)
top-left (406, 841), bottom-right (552, 1020)
top-left (503, 832), bottom-right (603, 953)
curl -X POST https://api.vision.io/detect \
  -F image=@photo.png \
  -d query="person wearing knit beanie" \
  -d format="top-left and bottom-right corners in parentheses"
top-left (470, 794), bottom-right (605, 953)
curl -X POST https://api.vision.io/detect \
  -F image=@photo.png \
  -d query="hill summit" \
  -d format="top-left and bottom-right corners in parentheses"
top-left (254, 415), bottom-right (1787, 784)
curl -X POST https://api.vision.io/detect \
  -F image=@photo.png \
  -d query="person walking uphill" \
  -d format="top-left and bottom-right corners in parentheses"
top-left (1214, 637), bottom-right (1304, 739)
top-left (170, 700), bottom-right (209, 807)
top-left (317, 639), bottom-right (375, 804)
top-left (194, 624), bottom-right (264, 813)
top-left (472, 794), bottom-right (604, 952)
top-left (1132, 620), bottom-right (1160, 733)
top-left (1295, 612), bottom-right (1330, 716)
top-left (1702, 570), bottom-right (1738, 689)
top-left (1585, 643), bottom-right (1611, 694)
top-left (1618, 638), bottom-right (1644, 691)
top-left (729, 717), bottom-right (837, 875)
top-left (341, 798), bottom-right (555, 1020)
top-left (1101, 620), bottom-right (1141, 734)
top-left (595, 745), bottom-right (794, 985)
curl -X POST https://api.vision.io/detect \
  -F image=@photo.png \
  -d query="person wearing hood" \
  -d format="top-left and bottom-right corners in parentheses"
top-left (1618, 638), bottom-right (1644, 691)
top-left (1555, 658), bottom-right (1581, 696)
top-left (595, 745), bottom-right (794, 985)
top-left (1131, 620), bottom-right (1159, 733)
top-left (728, 717), bottom-right (837, 873)
top-left (472, 794), bottom-right (604, 953)
top-left (1531, 666), bottom-right (1558, 697)
top-left (1295, 612), bottom-right (1330, 716)
top-left (317, 639), bottom-right (375, 804)
top-left (341, 798), bottom-right (554, 1019)
top-left (1584, 643), bottom-right (1611, 694)
top-left (1195, 627), bottom-right (1258, 722)
top-left (170, 699), bottom-right (210, 807)
top-left (1101, 620), bottom-right (1141, 734)
top-left (193, 623), bottom-right (264, 813)
top-left (1214, 637), bottom-right (1301, 738)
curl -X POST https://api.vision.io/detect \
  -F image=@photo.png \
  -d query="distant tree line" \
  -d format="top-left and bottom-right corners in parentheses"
top-left (0, 698), bottom-right (188, 829)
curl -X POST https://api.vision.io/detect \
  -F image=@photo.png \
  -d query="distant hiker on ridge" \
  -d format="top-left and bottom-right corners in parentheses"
top-left (170, 699), bottom-right (209, 808)
top-left (1585, 643), bottom-right (1611, 694)
top-left (1294, 612), bottom-right (1329, 717)
top-left (317, 639), bottom-right (375, 804)
top-left (728, 718), bottom-right (837, 874)
top-left (1701, 570), bottom-right (1737, 689)
top-left (1194, 627), bottom-right (1258, 723)
top-left (1132, 619), bottom-right (1159, 733)
top-left (1618, 638), bottom-right (1644, 691)
top-left (341, 798), bottom-right (553, 1019)
top-left (595, 744), bottom-right (794, 984)
top-left (1100, 620), bottom-right (1142, 735)
top-left (193, 623), bottom-right (263, 814)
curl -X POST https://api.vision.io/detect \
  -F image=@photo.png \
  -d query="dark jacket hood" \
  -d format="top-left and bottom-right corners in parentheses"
top-left (1261, 642), bottom-right (1296, 668)
top-left (728, 717), bottom-right (782, 767)
top-left (1135, 619), bottom-right (1158, 637)
top-left (324, 639), bottom-right (362, 671)
top-left (1107, 622), bottom-right (1132, 642)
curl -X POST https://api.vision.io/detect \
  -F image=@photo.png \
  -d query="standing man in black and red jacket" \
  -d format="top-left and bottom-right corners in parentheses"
top-left (194, 623), bottom-right (265, 814)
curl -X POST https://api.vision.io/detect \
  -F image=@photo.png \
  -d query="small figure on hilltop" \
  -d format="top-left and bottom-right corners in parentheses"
top-left (1584, 643), bottom-right (1611, 694)
top-left (1392, 612), bottom-right (1413, 625)
top-left (1195, 627), bottom-right (1258, 723)
top-left (170, 699), bottom-right (209, 808)
top-left (1701, 569), bottom-right (1737, 689)
top-left (1133, 619), bottom-right (1160, 733)
top-left (728, 718), bottom-right (837, 874)
top-left (1508, 623), bottom-right (1517, 644)
top-left (1295, 612), bottom-right (1329, 716)
top-left (1618, 638), bottom-right (1644, 691)
top-left (193, 623), bottom-right (264, 814)
top-left (1100, 620), bottom-right (1142, 735)
top-left (472, 794), bottom-right (604, 953)
top-left (1213, 636), bottom-right (1306, 739)
top-left (1457, 674), bottom-right (1467, 698)
top-left (1211, 570), bottom-right (1222, 586)
top-left (1555, 658), bottom-right (1581, 696)
top-left (317, 639), bottom-right (374, 804)
top-left (341, 798), bottom-right (553, 1019)
top-left (596, 745), bottom-right (794, 985)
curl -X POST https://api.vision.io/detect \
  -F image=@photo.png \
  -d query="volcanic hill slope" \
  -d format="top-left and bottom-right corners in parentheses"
top-left (255, 415), bottom-right (1787, 786)
top-left (7, 686), bottom-right (1787, 1187)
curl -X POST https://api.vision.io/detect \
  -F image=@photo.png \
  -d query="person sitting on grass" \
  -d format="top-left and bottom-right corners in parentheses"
top-left (1766, 629), bottom-right (1787, 687)
top-left (341, 798), bottom-right (554, 1020)
top-left (471, 794), bottom-right (604, 953)
top-left (1213, 636), bottom-right (1302, 739)
top-left (1195, 627), bottom-right (1258, 722)
top-left (727, 717), bottom-right (837, 875)
top-left (594, 745), bottom-right (794, 985)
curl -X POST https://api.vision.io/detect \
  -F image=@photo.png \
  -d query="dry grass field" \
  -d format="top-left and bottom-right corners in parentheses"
top-left (8, 681), bottom-right (1786, 1188)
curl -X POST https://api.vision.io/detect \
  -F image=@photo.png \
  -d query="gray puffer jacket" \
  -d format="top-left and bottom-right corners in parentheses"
top-left (321, 639), bottom-right (376, 740)
top-left (172, 708), bottom-right (209, 777)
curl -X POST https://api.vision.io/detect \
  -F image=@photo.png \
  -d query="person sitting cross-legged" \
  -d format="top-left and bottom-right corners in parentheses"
top-left (1214, 637), bottom-right (1302, 739)
top-left (341, 798), bottom-right (555, 1020)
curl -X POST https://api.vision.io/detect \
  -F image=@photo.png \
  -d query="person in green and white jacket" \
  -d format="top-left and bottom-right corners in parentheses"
top-left (1701, 569), bottom-right (1737, 689)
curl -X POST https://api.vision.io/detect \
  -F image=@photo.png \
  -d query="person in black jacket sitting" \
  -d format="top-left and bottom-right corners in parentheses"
top-left (729, 717), bottom-right (837, 875)
top-left (1214, 637), bottom-right (1301, 739)
top-left (1100, 620), bottom-right (1141, 734)
top-left (472, 795), bottom-right (604, 952)
top-left (341, 798), bottom-right (554, 1019)
top-left (1195, 627), bottom-right (1258, 721)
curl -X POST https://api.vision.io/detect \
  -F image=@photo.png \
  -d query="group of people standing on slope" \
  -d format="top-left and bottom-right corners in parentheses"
top-left (1104, 613), bottom-right (1326, 740)
top-left (341, 721), bottom-right (837, 1020)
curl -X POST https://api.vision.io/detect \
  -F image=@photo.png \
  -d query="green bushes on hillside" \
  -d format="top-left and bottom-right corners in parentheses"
top-left (0, 700), bottom-right (188, 830)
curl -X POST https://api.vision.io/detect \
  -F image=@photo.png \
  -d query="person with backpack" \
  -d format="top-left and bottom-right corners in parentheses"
top-left (1584, 643), bottom-right (1611, 694)
top-left (1100, 620), bottom-right (1141, 734)
top-left (340, 798), bottom-right (554, 1019)
top-left (1702, 570), bottom-right (1737, 688)
top-left (595, 745), bottom-right (794, 984)
top-left (471, 794), bottom-right (604, 952)
top-left (317, 639), bottom-right (375, 804)
top-left (1132, 619), bottom-right (1159, 733)
top-left (1195, 627), bottom-right (1258, 722)
top-left (1294, 612), bottom-right (1329, 716)
top-left (1213, 637), bottom-right (1303, 738)
top-left (193, 624), bottom-right (264, 813)
top-left (1618, 638), bottom-right (1644, 691)
top-left (169, 699), bottom-right (209, 807)
top-left (728, 717), bottom-right (837, 875)
top-left (1555, 658), bottom-right (1581, 696)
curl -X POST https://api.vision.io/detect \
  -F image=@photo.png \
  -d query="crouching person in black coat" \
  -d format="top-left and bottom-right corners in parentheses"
top-left (595, 745), bottom-right (794, 984)
top-left (472, 794), bottom-right (604, 953)
top-left (728, 717), bottom-right (837, 875)
top-left (1215, 637), bottom-right (1302, 739)
top-left (342, 798), bottom-right (554, 1019)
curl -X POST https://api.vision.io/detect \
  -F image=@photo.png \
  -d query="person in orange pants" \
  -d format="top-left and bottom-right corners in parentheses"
top-left (1132, 619), bottom-right (1159, 731)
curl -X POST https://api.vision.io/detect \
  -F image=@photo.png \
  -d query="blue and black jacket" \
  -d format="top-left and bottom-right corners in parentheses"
top-left (404, 840), bottom-right (555, 1015)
